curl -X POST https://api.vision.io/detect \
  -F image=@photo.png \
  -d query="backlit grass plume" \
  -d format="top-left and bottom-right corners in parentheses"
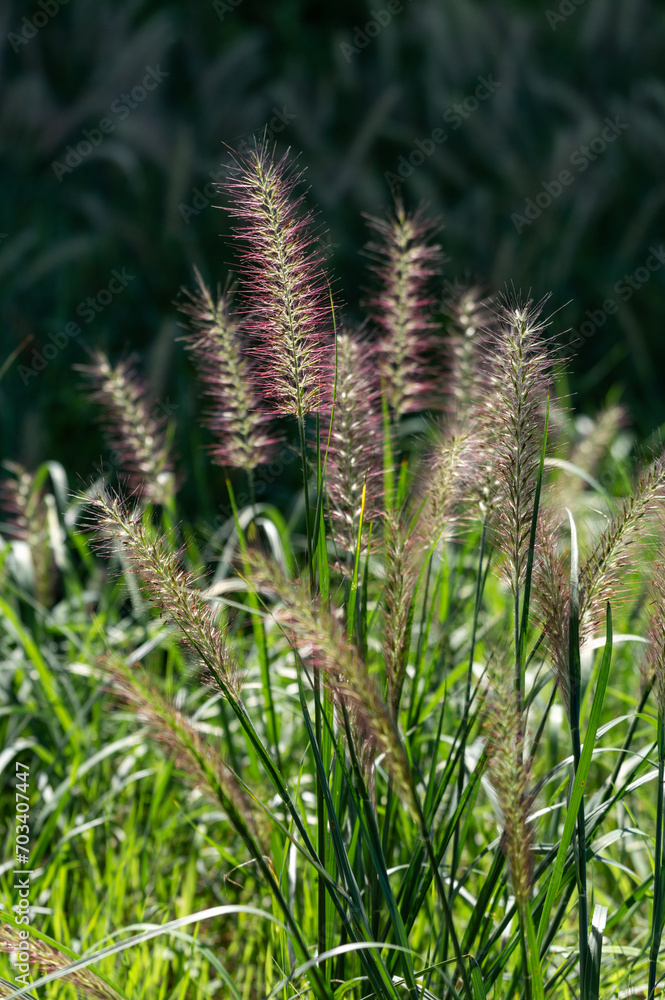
top-left (444, 285), bottom-right (491, 418)
top-left (104, 654), bottom-right (263, 845)
top-left (324, 331), bottom-right (382, 559)
top-left (644, 556), bottom-right (665, 1000)
top-left (246, 550), bottom-right (415, 807)
top-left (578, 454), bottom-right (665, 637)
top-left (87, 490), bottom-right (241, 699)
top-left (535, 457), bottom-right (665, 713)
top-left (223, 140), bottom-right (332, 419)
top-left (0, 926), bottom-right (121, 999)
top-left (381, 508), bottom-right (423, 721)
top-left (484, 659), bottom-right (534, 916)
top-left (178, 267), bottom-right (274, 472)
top-left (533, 510), bottom-right (572, 712)
top-left (0, 461), bottom-right (54, 606)
top-left (363, 203), bottom-right (442, 417)
top-left (418, 427), bottom-right (472, 546)
top-left (480, 294), bottom-right (553, 599)
top-left (81, 350), bottom-right (174, 506)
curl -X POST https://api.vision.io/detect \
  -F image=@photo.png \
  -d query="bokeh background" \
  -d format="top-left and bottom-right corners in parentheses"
top-left (2, 0), bottom-right (665, 519)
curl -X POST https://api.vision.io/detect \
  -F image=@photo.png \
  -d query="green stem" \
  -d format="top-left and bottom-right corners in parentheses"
top-left (648, 713), bottom-right (665, 1000)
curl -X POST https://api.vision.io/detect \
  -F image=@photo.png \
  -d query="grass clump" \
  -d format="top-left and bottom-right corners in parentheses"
top-left (2, 140), bottom-right (665, 1000)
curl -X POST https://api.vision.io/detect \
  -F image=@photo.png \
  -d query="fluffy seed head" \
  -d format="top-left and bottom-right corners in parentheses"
top-left (645, 557), bottom-right (665, 717)
top-left (223, 140), bottom-right (333, 418)
top-left (381, 508), bottom-right (418, 720)
top-left (363, 203), bottom-right (443, 417)
top-left (80, 350), bottom-right (175, 506)
top-left (323, 331), bottom-right (382, 560)
top-left (476, 292), bottom-right (554, 593)
top-left (104, 654), bottom-right (263, 843)
top-left (443, 285), bottom-right (493, 419)
top-left (246, 551), bottom-right (416, 809)
top-left (178, 268), bottom-right (274, 471)
top-left (579, 453), bottom-right (665, 639)
top-left (87, 489), bottom-right (241, 699)
top-left (0, 925), bottom-right (121, 999)
top-left (0, 461), bottom-right (55, 606)
top-left (417, 427), bottom-right (473, 547)
top-left (484, 657), bottom-right (534, 914)
top-left (533, 509), bottom-right (572, 713)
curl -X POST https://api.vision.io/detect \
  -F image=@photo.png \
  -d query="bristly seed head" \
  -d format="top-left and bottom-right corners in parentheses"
top-left (245, 550), bottom-right (416, 811)
top-left (222, 139), bottom-right (333, 419)
top-left (362, 202), bottom-right (444, 418)
top-left (178, 267), bottom-right (275, 472)
top-left (475, 291), bottom-right (555, 593)
top-left (323, 331), bottom-right (382, 561)
top-left (484, 656), bottom-right (534, 914)
top-left (87, 489), bottom-right (242, 700)
top-left (80, 350), bottom-right (175, 507)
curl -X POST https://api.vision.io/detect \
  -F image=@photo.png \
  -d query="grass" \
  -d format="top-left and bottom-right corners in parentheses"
top-left (1, 144), bottom-right (665, 1000)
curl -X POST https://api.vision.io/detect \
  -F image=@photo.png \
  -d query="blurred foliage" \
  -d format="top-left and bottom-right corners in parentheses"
top-left (1, 0), bottom-right (665, 522)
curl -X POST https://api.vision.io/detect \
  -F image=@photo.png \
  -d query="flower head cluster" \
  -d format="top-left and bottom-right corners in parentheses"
top-left (579, 453), bottom-right (665, 638)
top-left (476, 293), bottom-right (554, 592)
top-left (87, 490), bottom-right (241, 699)
top-left (0, 924), bottom-right (121, 999)
top-left (223, 140), bottom-right (333, 418)
top-left (0, 461), bottom-right (55, 606)
top-left (246, 551), bottom-right (415, 807)
top-left (443, 285), bottom-right (493, 419)
top-left (105, 655), bottom-right (262, 842)
top-left (645, 555), bottom-right (665, 717)
top-left (381, 508), bottom-right (418, 720)
top-left (179, 268), bottom-right (274, 471)
top-left (484, 658), bottom-right (534, 914)
top-left (323, 331), bottom-right (382, 559)
top-left (81, 350), bottom-right (175, 506)
top-left (534, 455), bottom-right (665, 712)
top-left (363, 203), bottom-right (443, 417)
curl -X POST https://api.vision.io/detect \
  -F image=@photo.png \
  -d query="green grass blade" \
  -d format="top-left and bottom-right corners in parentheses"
top-left (537, 602), bottom-right (613, 947)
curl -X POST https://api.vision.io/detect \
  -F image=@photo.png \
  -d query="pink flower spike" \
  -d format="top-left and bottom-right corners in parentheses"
top-left (222, 139), bottom-right (334, 420)
top-left (362, 202), bottom-right (444, 418)
top-left (178, 268), bottom-right (275, 472)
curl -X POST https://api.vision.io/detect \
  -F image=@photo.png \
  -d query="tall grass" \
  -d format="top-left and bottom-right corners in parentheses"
top-left (1, 141), bottom-right (665, 999)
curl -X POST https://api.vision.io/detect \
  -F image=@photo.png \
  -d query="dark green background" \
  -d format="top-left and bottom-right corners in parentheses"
top-left (2, 0), bottom-right (665, 516)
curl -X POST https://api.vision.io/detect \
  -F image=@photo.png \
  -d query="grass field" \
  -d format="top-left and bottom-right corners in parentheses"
top-left (1, 141), bottom-right (665, 999)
